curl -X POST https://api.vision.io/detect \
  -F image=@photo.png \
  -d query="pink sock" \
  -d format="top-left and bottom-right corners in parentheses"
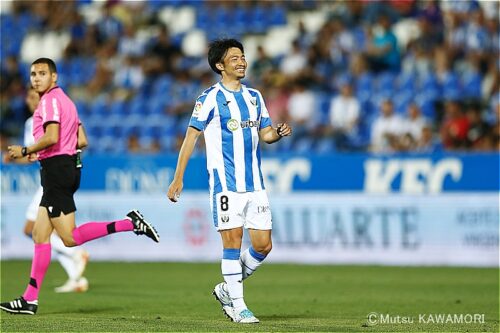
top-left (23, 243), bottom-right (51, 301)
top-left (72, 219), bottom-right (134, 246)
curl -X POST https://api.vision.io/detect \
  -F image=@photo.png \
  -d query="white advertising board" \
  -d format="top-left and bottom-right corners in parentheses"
top-left (1, 193), bottom-right (498, 266)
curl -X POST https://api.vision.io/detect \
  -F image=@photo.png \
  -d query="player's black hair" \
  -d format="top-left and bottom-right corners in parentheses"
top-left (32, 58), bottom-right (57, 73)
top-left (208, 38), bottom-right (244, 75)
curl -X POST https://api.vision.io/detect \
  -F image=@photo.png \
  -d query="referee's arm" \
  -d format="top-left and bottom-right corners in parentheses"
top-left (77, 124), bottom-right (88, 149)
top-left (7, 122), bottom-right (59, 159)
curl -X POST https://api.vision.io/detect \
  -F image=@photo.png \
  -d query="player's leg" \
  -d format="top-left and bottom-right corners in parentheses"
top-left (50, 232), bottom-right (89, 293)
top-left (241, 190), bottom-right (273, 280)
top-left (0, 207), bottom-right (53, 314)
top-left (51, 210), bottom-right (159, 247)
top-left (23, 186), bottom-right (43, 238)
top-left (220, 227), bottom-right (248, 318)
top-left (241, 229), bottom-right (272, 280)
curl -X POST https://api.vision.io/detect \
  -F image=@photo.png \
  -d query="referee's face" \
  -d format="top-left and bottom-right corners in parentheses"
top-left (30, 63), bottom-right (57, 95)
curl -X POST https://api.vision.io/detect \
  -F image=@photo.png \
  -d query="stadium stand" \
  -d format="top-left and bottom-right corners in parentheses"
top-left (1, 0), bottom-right (498, 153)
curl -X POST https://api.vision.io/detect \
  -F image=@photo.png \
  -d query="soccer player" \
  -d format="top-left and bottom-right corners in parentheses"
top-left (1, 58), bottom-right (160, 315)
top-left (167, 39), bottom-right (292, 324)
top-left (3, 87), bottom-right (90, 293)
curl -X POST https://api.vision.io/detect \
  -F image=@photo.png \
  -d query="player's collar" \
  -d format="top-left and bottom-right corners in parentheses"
top-left (219, 81), bottom-right (243, 93)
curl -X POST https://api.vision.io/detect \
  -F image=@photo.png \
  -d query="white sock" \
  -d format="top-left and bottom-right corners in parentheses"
top-left (240, 247), bottom-right (267, 280)
top-left (50, 234), bottom-right (78, 280)
top-left (222, 249), bottom-right (246, 313)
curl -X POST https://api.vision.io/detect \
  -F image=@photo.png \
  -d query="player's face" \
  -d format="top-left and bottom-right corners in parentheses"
top-left (30, 63), bottom-right (57, 94)
top-left (25, 89), bottom-right (40, 114)
top-left (221, 47), bottom-right (247, 79)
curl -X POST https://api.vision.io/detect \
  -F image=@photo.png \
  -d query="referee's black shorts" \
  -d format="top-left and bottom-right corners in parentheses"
top-left (39, 154), bottom-right (81, 218)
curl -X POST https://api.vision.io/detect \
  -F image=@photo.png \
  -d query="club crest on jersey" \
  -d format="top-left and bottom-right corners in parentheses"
top-left (250, 97), bottom-right (257, 106)
top-left (221, 215), bottom-right (230, 223)
top-left (193, 101), bottom-right (202, 117)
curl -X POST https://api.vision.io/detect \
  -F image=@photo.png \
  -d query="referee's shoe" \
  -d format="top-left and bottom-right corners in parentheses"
top-left (0, 297), bottom-right (38, 315)
top-left (127, 210), bottom-right (160, 243)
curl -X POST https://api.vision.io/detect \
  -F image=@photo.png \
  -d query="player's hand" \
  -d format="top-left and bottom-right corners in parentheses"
top-left (2, 153), bottom-right (12, 163)
top-left (167, 179), bottom-right (183, 203)
top-left (28, 153), bottom-right (37, 162)
top-left (277, 123), bottom-right (292, 137)
top-left (7, 145), bottom-right (23, 159)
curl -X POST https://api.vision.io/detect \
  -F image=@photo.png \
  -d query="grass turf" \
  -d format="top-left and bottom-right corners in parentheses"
top-left (1, 261), bottom-right (498, 332)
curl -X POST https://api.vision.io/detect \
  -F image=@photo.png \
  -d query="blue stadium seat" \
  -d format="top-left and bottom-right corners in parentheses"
top-left (109, 100), bottom-right (128, 116)
top-left (462, 71), bottom-right (482, 99)
top-left (396, 72), bottom-right (416, 93)
top-left (316, 138), bottom-right (335, 153)
top-left (376, 71), bottom-right (397, 92)
top-left (267, 4), bottom-right (287, 26)
top-left (89, 96), bottom-right (108, 116)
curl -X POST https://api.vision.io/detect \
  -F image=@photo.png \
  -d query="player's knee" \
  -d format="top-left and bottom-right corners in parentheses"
top-left (60, 235), bottom-right (77, 247)
top-left (254, 242), bottom-right (272, 255)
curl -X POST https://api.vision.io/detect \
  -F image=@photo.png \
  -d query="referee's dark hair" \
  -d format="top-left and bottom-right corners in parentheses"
top-left (208, 38), bottom-right (244, 75)
top-left (32, 58), bottom-right (57, 73)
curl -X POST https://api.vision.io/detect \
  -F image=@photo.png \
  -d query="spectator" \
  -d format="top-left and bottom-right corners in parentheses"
top-left (143, 25), bottom-right (181, 76)
top-left (280, 39), bottom-right (307, 77)
top-left (326, 79), bottom-right (360, 150)
top-left (365, 14), bottom-right (401, 72)
top-left (402, 103), bottom-right (429, 143)
top-left (249, 45), bottom-right (274, 85)
top-left (370, 99), bottom-right (405, 153)
top-left (440, 101), bottom-right (470, 150)
top-left (465, 106), bottom-right (491, 150)
top-left (287, 79), bottom-right (316, 142)
top-left (416, 125), bottom-right (442, 153)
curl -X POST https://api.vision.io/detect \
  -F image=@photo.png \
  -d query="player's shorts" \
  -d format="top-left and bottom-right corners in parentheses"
top-left (211, 190), bottom-right (272, 231)
top-left (25, 186), bottom-right (43, 221)
top-left (39, 154), bottom-right (81, 218)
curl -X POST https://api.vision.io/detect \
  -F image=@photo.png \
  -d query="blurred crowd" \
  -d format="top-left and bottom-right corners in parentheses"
top-left (1, 0), bottom-right (499, 154)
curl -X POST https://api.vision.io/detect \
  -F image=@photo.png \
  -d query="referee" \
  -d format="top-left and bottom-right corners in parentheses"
top-left (1, 58), bottom-right (160, 315)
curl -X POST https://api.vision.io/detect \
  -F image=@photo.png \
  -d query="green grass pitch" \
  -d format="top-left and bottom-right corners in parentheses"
top-left (1, 261), bottom-right (498, 332)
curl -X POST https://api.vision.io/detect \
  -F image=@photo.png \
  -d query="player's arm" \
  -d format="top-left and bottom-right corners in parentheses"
top-left (77, 123), bottom-right (88, 149)
top-left (7, 123), bottom-right (59, 159)
top-left (167, 126), bottom-right (202, 202)
top-left (260, 123), bottom-right (292, 144)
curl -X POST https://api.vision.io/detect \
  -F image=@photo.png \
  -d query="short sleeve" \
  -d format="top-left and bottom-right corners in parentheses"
top-left (41, 96), bottom-right (62, 125)
top-left (257, 91), bottom-right (272, 129)
top-left (189, 94), bottom-right (213, 131)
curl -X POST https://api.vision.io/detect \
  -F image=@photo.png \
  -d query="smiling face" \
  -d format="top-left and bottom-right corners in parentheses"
top-left (30, 63), bottom-right (57, 95)
top-left (219, 47), bottom-right (247, 80)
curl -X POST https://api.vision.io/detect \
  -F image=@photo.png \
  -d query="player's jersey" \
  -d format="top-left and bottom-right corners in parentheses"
top-left (24, 117), bottom-right (35, 146)
top-left (189, 82), bottom-right (272, 194)
top-left (33, 86), bottom-right (79, 160)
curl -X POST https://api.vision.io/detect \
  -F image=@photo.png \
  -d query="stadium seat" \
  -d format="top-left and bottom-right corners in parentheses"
top-left (462, 71), bottom-right (482, 99)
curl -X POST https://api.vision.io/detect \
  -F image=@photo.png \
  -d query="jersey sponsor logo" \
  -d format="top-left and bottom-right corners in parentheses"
top-left (257, 205), bottom-right (270, 213)
top-left (240, 119), bottom-right (260, 129)
top-left (227, 119), bottom-right (239, 131)
top-left (227, 119), bottom-right (261, 132)
top-left (193, 101), bottom-right (202, 117)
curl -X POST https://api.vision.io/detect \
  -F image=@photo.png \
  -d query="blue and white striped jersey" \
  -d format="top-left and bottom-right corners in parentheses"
top-left (189, 82), bottom-right (272, 195)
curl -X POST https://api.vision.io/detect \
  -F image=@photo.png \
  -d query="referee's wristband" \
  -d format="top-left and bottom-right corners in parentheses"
top-left (21, 146), bottom-right (28, 157)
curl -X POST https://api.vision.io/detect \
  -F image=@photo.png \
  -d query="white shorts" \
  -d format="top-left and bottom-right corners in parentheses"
top-left (26, 187), bottom-right (43, 221)
top-left (211, 190), bottom-right (272, 231)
